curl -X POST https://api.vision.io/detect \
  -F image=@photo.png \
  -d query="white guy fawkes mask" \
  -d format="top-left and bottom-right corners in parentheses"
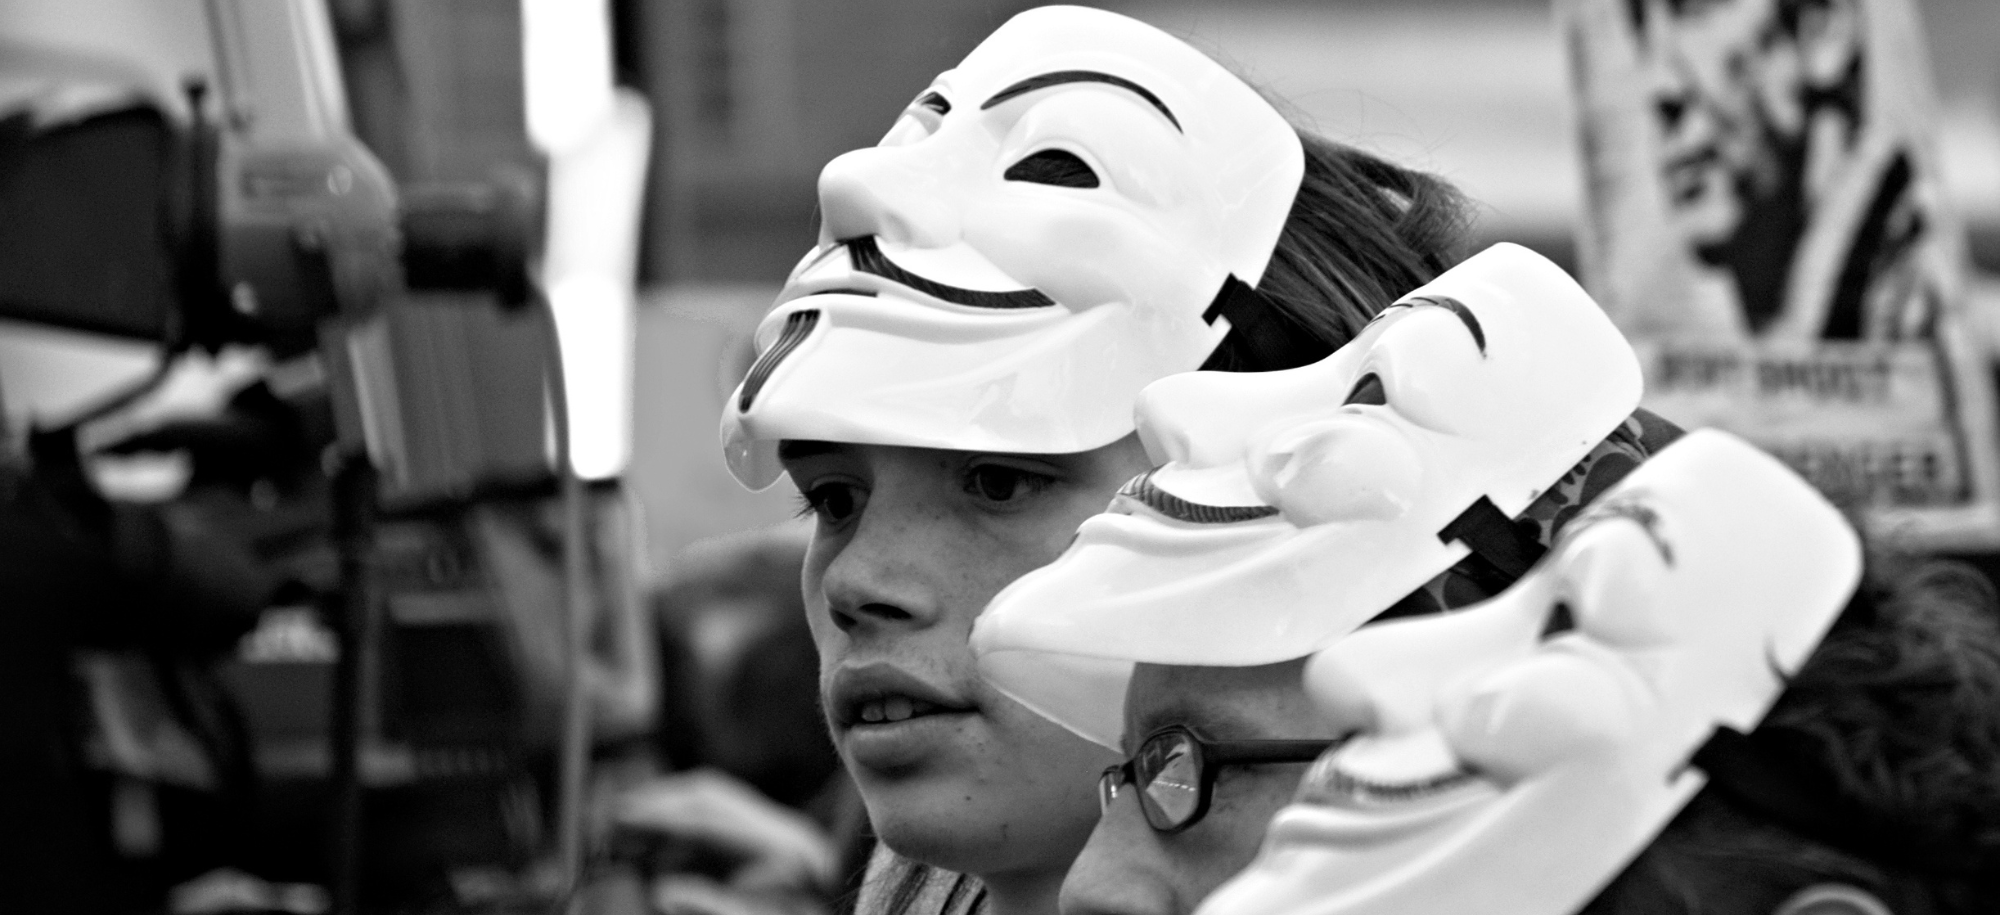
top-left (970, 243), bottom-right (1643, 747)
top-left (1199, 429), bottom-right (1863, 915)
top-left (721, 5), bottom-right (1305, 489)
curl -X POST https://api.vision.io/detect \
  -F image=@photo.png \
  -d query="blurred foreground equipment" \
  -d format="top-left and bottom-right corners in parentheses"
top-left (0, 0), bottom-right (397, 355)
top-left (2, 0), bottom-right (653, 911)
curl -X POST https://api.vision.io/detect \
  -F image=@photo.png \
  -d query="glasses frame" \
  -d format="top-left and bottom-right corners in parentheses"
top-left (1098, 724), bottom-right (1337, 834)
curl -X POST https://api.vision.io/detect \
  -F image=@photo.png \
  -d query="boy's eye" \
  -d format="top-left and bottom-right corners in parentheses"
top-left (797, 482), bottom-right (864, 524)
top-left (966, 465), bottom-right (1054, 503)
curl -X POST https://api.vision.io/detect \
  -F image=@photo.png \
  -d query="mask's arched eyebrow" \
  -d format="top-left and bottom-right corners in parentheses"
top-left (979, 70), bottom-right (1182, 132)
top-left (1565, 498), bottom-right (1675, 566)
top-left (1396, 295), bottom-right (1486, 355)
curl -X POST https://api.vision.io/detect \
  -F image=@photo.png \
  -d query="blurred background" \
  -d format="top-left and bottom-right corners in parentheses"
top-left (628, 0), bottom-right (2000, 564)
top-left (3, 0), bottom-right (2000, 913)
top-left (11, 0), bottom-right (2000, 564)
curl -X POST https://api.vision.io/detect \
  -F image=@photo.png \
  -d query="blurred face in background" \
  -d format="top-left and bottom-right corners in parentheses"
top-left (1634, 0), bottom-right (1862, 256)
top-left (780, 438), bottom-right (1145, 882)
top-left (1637, 0), bottom-right (1801, 253)
top-left (653, 535), bottom-right (840, 807)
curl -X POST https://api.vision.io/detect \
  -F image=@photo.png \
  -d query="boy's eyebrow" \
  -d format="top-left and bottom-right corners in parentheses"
top-left (980, 69), bottom-right (1182, 132)
top-left (1127, 695), bottom-right (1263, 751)
top-left (1128, 690), bottom-right (1197, 751)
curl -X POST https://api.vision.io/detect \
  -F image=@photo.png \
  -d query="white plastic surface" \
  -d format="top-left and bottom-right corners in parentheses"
top-left (721, 5), bottom-right (1304, 488)
top-left (1199, 429), bottom-right (1863, 915)
top-left (972, 243), bottom-right (1643, 747)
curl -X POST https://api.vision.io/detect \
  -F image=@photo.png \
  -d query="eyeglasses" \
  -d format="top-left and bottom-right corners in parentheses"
top-left (1098, 724), bottom-right (1337, 834)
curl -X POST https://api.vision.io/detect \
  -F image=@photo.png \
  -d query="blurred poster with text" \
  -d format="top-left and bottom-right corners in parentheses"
top-left (1560, 0), bottom-right (2000, 546)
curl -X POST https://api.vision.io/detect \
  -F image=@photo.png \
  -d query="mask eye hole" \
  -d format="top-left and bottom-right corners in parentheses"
top-left (1343, 373), bottom-right (1387, 407)
top-left (1540, 600), bottom-right (1577, 639)
top-left (1004, 149), bottom-right (1100, 188)
top-left (915, 91), bottom-right (950, 116)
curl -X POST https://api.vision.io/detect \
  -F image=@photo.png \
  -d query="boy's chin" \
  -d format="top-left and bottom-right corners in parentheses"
top-left (859, 778), bottom-right (1082, 879)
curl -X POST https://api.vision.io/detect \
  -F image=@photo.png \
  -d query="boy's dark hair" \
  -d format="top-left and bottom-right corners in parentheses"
top-left (1582, 559), bottom-right (2000, 914)
top-left (1201, 132), bottom-right (1471, 373)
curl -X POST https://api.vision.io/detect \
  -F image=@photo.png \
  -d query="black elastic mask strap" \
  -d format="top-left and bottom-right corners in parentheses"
top-left (1200, 274), bottom-right (1326, 371)
top-left (1436, 495), bottom-right (1547, 584)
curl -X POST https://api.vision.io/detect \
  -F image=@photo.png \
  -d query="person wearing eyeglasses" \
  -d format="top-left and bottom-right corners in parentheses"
top-left (972, 244), bottom-right (1679, 915)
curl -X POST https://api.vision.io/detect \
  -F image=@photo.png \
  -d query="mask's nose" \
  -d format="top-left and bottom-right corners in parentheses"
top-left (1135, 370), bottom-right (1280, 467)
top-left (1132, 388), bottom-right (1204, 468)
top-left (1305, 585), bottom-right (1547, 736)
top-left (1136, 358), bottom-right (1358, 469)
top-left (817, 145), bottom-right (964, 248)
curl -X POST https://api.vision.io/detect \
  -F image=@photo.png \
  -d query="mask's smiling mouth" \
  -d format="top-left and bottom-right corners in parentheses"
top-left (780, 237), bottom-right (1058, 313)
top-left (1296, 731), bottom-right (1489, 810)
top-left (1264, 745), bottom-right (1499, 854)
top-left (844, 236), bottom-right (1055, 310)
top-left (1117, 469), bottom-right (1279, 524)
top-left (1306, 764), bottom-right (1480, 806)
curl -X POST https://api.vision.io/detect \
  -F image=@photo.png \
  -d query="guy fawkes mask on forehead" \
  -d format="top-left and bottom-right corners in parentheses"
top-left (722, 5), bottom-right (1304, 489)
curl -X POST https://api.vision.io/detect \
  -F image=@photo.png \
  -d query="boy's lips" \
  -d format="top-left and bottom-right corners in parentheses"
top-left (828, 663), bottom-right (980, 772)
top-left (827, 663), bottom-right (975, 730)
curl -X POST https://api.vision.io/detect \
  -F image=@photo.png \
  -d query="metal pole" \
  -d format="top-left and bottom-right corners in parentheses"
top-left (555, 467), bottom-right (593, 902)
top-left (328, 457), bottom-right (375, 915)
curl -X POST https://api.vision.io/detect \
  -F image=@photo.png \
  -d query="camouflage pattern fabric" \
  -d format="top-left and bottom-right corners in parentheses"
top-left (1390, 408), bottom-right (1687, 617)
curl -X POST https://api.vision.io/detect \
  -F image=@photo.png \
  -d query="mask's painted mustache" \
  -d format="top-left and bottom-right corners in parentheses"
top-left (844, 237), bottom-right (1056, 310)
top-left (1118, 470), bottom-right (1279, 524)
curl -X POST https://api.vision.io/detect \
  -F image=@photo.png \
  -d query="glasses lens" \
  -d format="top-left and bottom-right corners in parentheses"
top-left (1097, 764), bottom-right (1126, 813)
top-left (1136, 731), bottom-right (1203, 829)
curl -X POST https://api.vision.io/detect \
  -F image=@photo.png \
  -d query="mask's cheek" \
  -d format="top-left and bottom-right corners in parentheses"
top-left (1436, 650), bottom-right (1641, 784)
top-left (970, 199), bottom-right (1205, 312)
top-left (1566, 528), bottom-right (1676, 650)
top-left (974, 99), bottom-right (1210, 310)
top-left (1250, 418), bottom-right (1421, 527)
top-left (1367, 313), bottom-right (1492, 436)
